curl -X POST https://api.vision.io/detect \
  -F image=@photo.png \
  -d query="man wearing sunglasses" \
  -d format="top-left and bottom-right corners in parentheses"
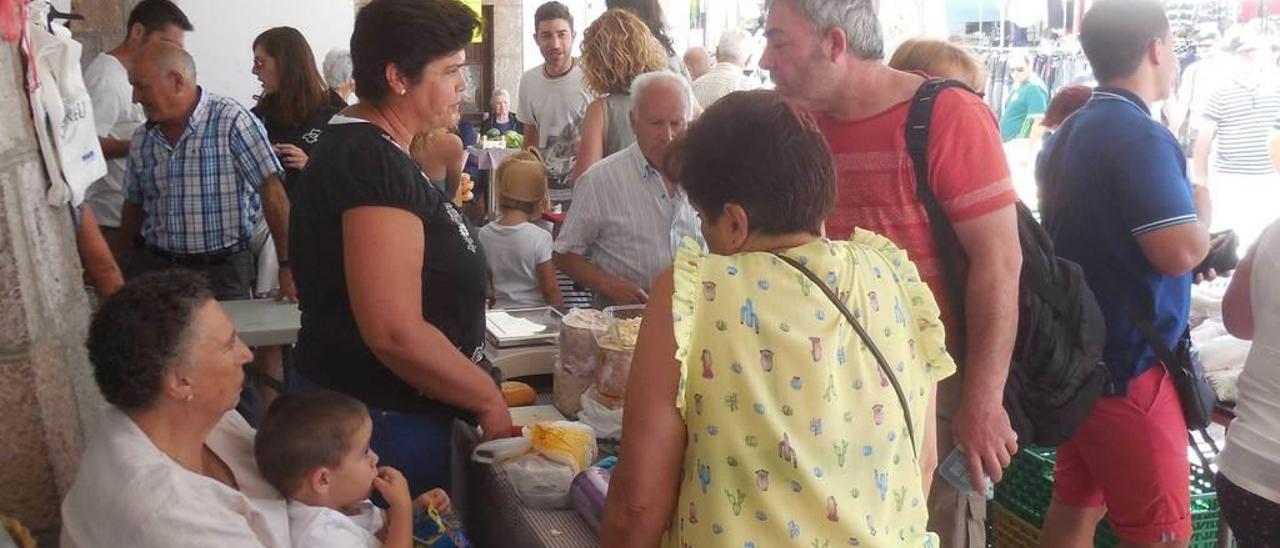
top-left (999, 52), bottom-right (1050, 142)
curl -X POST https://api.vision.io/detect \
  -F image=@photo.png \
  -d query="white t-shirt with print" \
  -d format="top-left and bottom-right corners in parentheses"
top-left (516, 62), bottom-right (589, 149)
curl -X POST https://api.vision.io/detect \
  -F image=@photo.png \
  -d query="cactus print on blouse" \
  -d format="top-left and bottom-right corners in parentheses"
top-left (664, 230), bottom-right (955, 548)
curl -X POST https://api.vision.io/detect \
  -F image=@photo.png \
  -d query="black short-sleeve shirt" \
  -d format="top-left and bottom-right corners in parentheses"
top-left (290, 116), bottom-right (493, 414)
top-left (252, 97), bottom-right (344, 195)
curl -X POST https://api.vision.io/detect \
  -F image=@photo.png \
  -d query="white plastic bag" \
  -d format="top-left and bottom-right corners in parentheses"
top-left (27, 4), bottom-right (106, 206)
top-left (578, 388), bottom-right (623, 441)
top-left (503, 452), bottom-right (577, 509)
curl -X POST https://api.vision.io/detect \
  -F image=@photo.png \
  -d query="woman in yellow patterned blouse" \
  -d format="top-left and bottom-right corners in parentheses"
top-left (600, 90), bottom-right (956, 548)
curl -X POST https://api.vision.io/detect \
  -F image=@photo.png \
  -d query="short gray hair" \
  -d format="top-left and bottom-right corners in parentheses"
top-left (630, 70), bottom-right (692, 119)
top-left (322, 48), bottom-right (353, 88)
top-left (492, 88), bottom-right (511, 105)
top-left (767, 0), bottom-right (883, 60)
top-left (716, 29), bottom-right (751, 63)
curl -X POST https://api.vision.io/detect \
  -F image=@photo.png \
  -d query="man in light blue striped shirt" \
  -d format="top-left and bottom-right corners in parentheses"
top-left (118, 42), bottom-right (290, 301)
top-left (554, 72), bottom-right (704, 307)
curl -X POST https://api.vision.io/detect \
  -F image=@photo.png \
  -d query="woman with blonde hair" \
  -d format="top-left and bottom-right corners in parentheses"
top-left (888, 38), bottom-right (987, 93)
top-left (570, 8), bottom-right (667, 183)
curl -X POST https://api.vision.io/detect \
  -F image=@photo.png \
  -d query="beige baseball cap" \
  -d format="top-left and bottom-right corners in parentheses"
top-left (496, 149), bottom-right (549, 204)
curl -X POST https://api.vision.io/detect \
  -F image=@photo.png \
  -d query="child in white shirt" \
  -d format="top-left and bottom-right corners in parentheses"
top-left (478, 150), bottom-right (564, 310)
top-left (255, 392), bottom-right (451, 548)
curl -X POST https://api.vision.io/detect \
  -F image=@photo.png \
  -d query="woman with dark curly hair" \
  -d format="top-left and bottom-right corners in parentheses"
top-left (289, 0), bottom-right (510, 496)
top-left (601, 91), bottom-right (952, 547)
top-left (61, 270), bottom-right (286, 547)
top-left (569, 8), bottom-right (668, 183)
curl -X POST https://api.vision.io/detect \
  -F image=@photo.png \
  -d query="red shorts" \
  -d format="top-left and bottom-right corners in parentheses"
top-left (1052, 365), bottom-right (1193, 543)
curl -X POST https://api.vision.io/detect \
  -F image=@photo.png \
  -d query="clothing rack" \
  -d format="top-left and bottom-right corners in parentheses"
top-left (973, 47), bottom-right (1090, 120)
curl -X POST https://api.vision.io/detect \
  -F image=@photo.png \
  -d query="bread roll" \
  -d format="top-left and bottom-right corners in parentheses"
top-left (502, 381), bottom-right (536, 407)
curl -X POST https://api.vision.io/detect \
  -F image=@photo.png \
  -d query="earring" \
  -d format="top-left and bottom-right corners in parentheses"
top-left (399, 88), bottom-right (407, 96)
top-left (184, 394), bottom-right (194, 402)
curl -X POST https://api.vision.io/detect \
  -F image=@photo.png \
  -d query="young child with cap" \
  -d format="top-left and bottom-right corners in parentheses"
top-left (255, 392), bottom-right (452, 548)
top-left (478, 149), bottom-right (565, 310)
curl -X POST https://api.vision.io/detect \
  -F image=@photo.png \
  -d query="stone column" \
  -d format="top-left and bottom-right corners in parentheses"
top-left (0, 38), bottom-right (98, 541)
top-left (71, 0), bottom-right (137, 67)
top-left (488, 0), bottom-right (523, 100)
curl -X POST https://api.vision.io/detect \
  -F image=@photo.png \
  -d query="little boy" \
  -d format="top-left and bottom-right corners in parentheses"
top-left (256, 392), bottom-right (451, 548)
top-left (478, 149), bottom-right (564, 310)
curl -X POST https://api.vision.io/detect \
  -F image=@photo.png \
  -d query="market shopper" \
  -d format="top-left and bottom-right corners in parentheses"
top-left (518, 1), bottom-right (589, 152)
top-left (288, 0), bottom-right (510, 497)
top-left (691, 29), bottom-right (758, 108)
top-left (760, 1), bottom-right (1021, 545)
top-left (553, 71), bottom-right (701, 308)
top-left (887, 38), bottom-right (986, 93)
top-left (83, 0), bottom-right (192, 254)
top-left (1191, 34), bottom-right (1280, 248)
top-left (250, 26), bottom-right (344, 196)
top-left (601, 90), bottom-right (953, 548)
top-left (569, 8), bottom-right (668, 183)
top-left (1217, 218), bottom-right (1280, 545)
top-left (61, 271), bottom-right (289, 547)
top-left (117, 41), bottom-right (292, 302)
top-left (999, 51), bottom-right (1050, 142)
top-left (1036, 1), bottom-right (1212, 545)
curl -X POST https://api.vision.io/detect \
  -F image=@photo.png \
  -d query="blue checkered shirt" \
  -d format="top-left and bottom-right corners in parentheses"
top-left (125, 88), bottom-right (283, 254)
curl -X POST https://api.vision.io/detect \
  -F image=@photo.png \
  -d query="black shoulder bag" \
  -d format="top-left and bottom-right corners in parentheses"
top-left (773, 253), bottom-right (918, 459)
top-left (1121, 301), bottom-right (1216, 431)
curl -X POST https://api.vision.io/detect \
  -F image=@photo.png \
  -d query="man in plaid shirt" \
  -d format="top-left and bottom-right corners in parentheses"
top-left (118, 41), bottom-right (293, 301)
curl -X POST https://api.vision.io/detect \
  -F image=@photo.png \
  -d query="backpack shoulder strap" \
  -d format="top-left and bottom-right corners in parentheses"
top-left (905, 78), bottom-right (979, 360)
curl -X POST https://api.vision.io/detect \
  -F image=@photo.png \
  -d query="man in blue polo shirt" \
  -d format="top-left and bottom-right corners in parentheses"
top-left (1035, 1), bottom-right (1212, 546)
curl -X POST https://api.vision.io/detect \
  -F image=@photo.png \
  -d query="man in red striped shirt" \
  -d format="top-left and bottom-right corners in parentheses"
top-left (761, 1), bottom-right (1022, 546)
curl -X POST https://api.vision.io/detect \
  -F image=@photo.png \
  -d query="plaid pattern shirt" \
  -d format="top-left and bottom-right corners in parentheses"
top-left (125, 88), bottom-right (283, 254)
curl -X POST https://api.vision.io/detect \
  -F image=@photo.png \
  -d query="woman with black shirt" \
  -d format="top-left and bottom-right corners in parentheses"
top-left (250, 26), bottom-right (344, 195)
top-left (289, 0), bottom-right (511, 495)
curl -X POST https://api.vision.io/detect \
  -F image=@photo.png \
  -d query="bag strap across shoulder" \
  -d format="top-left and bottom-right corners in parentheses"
top-left (905, 78), bottom-right (978, 360)
top-left (772, 252), bottom-right (918, 460)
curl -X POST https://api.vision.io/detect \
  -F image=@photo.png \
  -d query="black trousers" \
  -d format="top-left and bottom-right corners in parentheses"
top-left (129, 246), bottom-right (255, 301)
top-left (1217, 472), bottom-right (1280, 547)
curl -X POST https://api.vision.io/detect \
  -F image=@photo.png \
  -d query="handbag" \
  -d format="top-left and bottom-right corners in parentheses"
top-left (1193, 230), bottom-right (1239, 280)
top-left (1122, 301), bottom-right (1216, 430)
top-left (772, 252), bottom-right (918, 459)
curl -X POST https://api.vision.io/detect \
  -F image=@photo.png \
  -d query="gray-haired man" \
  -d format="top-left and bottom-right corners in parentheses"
top-left (761, 1), bottom-right (1023, 546)
top-left (553, 72), bottom-right (704, 308)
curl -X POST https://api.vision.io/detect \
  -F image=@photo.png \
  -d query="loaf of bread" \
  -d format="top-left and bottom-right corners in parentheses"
top-left (502, 381), bottom-right (536, 407)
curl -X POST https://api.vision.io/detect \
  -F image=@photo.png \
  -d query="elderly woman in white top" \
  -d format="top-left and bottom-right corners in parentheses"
top-left (61, 270), bottom-right (289, 547)
top-left (1218, 218), bottom-right (1280, 544)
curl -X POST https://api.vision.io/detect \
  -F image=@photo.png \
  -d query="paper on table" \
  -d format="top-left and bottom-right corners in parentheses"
top-left (488, 311), bottom-right (549, 337)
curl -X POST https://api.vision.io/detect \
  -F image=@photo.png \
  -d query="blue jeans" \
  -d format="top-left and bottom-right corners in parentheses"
top-left (287, 370), bottom-right (455, 495)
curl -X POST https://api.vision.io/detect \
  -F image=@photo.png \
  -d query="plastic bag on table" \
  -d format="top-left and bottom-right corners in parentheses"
top-left (503, 452), bottom-right (577, 509)
top-left (578, 387), bottom-right (623, 441)
top-left (528, 421), bottom-right (597, 472)
top-left (553, 360), bottom-right (594, 419)
top-left (569, 465), bottom-right (613, 532)
top-left (413, 505), bottom-right (471, 547)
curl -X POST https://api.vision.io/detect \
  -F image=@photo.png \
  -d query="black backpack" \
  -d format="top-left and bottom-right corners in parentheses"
top-left (905, 79), bottom-right (1109, 448)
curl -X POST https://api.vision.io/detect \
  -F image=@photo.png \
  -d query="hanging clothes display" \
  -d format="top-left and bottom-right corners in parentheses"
top-left (976, 47), bottom-right (1091, 121)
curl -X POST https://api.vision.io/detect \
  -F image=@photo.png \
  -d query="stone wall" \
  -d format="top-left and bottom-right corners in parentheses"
top-left (72, 0), bottom-right (138, 67)
top-left (0, 39), bottom-right (97, 540)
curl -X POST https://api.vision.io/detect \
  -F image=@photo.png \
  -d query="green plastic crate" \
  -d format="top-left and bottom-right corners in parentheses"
top-left (993, 447), bottom-right (1220, 547)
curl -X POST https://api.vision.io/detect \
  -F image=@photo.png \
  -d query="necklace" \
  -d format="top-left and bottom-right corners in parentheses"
top-left (544, 58), bottom-right (574, 79)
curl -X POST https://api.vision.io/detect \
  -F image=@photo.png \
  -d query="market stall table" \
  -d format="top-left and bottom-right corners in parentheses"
top-left (453, 406), bottom-right (598, 548)
top-left (468, 147), bottom-right (521, 221)
top-left (220, 299), bottom-right (301, 347)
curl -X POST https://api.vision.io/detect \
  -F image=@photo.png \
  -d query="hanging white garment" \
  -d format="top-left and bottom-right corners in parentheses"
top-left (26, 1), bottom-right (106, 206)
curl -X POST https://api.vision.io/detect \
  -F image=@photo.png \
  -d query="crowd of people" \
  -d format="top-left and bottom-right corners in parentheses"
top-left (48, 0), bottom-right (1280, 546)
